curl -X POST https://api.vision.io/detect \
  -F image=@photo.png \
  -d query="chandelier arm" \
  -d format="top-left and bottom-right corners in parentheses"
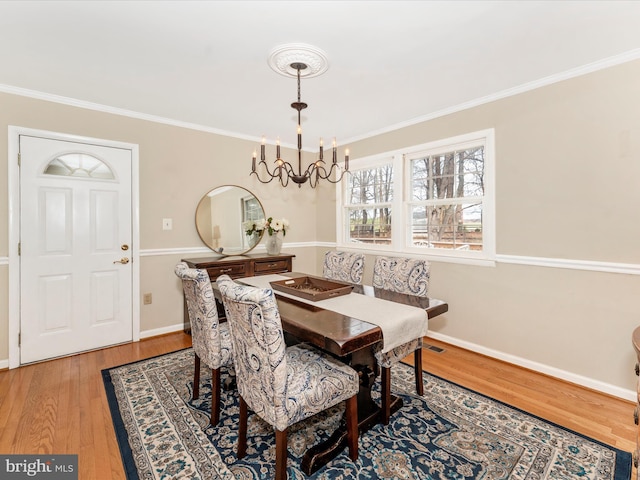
top-left (279, 172), bottom-right (291, 187)
top-left (250, 55), bottom-right (349, 188)
top-left (252, 169), bottom-right (286, 185)
top-left (253, 161), bottom-right (281, 183)
top-left (312, 162), bottom-right (348, 183)
top-left (255, 158), bottom-right (297, 177)
top-left (253, 159), bottom-right (297, 186)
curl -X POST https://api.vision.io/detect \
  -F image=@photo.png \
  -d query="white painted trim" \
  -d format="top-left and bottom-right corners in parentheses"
top-left (495, 254), bottom-right (640, 275)
top-left (140, 323), bottom-right (185, 339)
top-left (137, 244), bottom-right (640, 275)
top-left (338, 129), bottom-right (497, 265)
top-left (427, 331), bottom-right (636, 402)
top-left (337, 245), bottom-right (498, 267)
top-left (315, 241), bottom-right (338, 249)
top-left (0, 324), bottom-right (183, 367)
top-left (0, 256), bottom-right (7, 265)
top-left (342, 48), bottom-right (640, 145)
top-left (0, 84), bottom-right (305, 152)
top-left (140, 246), bottom-right (213, 257)
top-left (7, 126), bottom-right (141, 368)
top-left (2, 325), bottom-right (634, 400)
top-left (131, 144), bottom-right (141, 343)
top-left (140, 241), bottom-right (316, 257)
top-left (1, 50), bottom-right (639, 153)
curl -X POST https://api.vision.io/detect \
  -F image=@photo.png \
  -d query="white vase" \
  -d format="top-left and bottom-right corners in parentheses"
top-left (265, 232), bottom-right (283, 255)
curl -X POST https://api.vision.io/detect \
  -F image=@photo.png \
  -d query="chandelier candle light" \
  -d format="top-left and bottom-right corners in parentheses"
top-left (251, 45), bottom-right (349, 188)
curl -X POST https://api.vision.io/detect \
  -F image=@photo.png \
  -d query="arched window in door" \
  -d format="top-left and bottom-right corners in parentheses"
top-left (43, 153), bottom-right (115, 179)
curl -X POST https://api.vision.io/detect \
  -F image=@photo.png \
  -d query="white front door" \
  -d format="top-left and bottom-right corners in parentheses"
top-left (19, 134), bottom-right (133, 364)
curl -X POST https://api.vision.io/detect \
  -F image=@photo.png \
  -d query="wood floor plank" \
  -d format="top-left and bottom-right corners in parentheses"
top-left (0, 332), bottom-right (635, 479)
top-left (419, 337), bottom-right (636, 452)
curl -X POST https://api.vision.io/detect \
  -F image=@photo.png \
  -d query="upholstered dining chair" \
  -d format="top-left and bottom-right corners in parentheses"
top-left (322, 250), bottom-right (365, 284)
top-left (216, 274), bottom-right (360, 480)
top-left (372, 255), bottom-right (430, 424)
top-left (175, 262), bottom-right (233, 425)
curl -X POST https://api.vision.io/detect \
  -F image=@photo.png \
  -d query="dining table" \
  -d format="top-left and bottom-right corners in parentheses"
top-left (215, 271), bottom-right (448, 475)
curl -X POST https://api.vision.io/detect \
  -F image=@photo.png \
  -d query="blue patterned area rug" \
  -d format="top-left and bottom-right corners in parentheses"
top-left (102, 348), bottom-right (631, 480)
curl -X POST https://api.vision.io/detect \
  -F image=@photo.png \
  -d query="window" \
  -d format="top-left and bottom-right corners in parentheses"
top-left (242, 195), bottom-right (263, 224)
top-left (343, 159), bottom-right (394, 246)
top-left (407, 144), bottom-right (485, 251)
top-left (338, 129), bottom-right (494, 264)
top-left (43, 153), bottom-right (115, 179)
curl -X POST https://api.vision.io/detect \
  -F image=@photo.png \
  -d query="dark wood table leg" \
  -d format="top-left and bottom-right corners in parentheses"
top-left (301, 349), bottom-right (403, 475)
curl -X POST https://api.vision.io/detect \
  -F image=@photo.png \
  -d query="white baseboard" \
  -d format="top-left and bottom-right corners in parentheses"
top-left (140, 323), bottom-right (185, 339)
top-left (1, 324), bottom-right (634, 402)
top-left (426, 331), bottom-right (636, 402)
top-left (0, 324), bottom-right (186, 370)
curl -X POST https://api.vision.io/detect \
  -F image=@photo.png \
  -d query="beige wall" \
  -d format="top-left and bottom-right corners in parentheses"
top-left (1, 59), bottom-right (639, 398)
top-left (0, 92), bottom-right (321, 360)
top-left (330, 59), bottom-right (640, 396)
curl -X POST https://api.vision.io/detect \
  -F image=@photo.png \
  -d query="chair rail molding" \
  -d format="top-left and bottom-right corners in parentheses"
top-left (495, 254), bottom-right (640, 276)
top-left (138, 246), bottom-right (640, 275)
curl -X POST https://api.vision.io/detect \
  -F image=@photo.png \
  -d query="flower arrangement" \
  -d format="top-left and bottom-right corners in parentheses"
top-left (244, 217), bottom-right (289, 237)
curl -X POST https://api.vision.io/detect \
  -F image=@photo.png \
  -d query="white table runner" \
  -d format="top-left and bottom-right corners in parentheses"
top-left (237, 274), bottom-right (428, 354)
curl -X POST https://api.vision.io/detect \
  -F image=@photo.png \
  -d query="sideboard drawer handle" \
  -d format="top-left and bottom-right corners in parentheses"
top-left (634, 407), bottom-right (638, 425)
top-left (220, 268), bottom-right (233, 273)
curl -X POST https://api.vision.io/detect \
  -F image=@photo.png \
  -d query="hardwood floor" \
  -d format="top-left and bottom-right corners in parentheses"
top-left (0, 332), bottom-right (635, 479)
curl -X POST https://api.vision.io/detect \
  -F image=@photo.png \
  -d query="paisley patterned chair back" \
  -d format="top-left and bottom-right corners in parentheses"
top-left (174, 262), bottom-right (233, 425)
top-left (216, 275), bottom-right (288, 429)
top-left (175, 262), bottom-right (230, 369)
top-left (372, 256), bottom-right (430, 296)
top-left (323, 251), bottom-right (365, 285)
top-left (371, 256), bottom-right (430, 425)
top-left (216, 274), bottom-right (360, 477)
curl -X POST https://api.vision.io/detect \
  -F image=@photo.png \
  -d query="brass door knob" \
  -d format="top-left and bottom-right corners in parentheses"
top-left (113, 257), bottom-right (130, 264)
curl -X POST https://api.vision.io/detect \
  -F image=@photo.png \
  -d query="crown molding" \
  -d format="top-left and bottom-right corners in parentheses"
top-left (342, 48), bottom-right (640, 145)
top-left (1, 49), bottom-right (639, 151)
top-left (0, 84), bottom-right (307, 152)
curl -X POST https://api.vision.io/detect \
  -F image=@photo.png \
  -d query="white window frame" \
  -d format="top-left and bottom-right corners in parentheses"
top-left (336, 129), bottom-right (495, 266)
top-left (336, 153), bottom-right (402, 252)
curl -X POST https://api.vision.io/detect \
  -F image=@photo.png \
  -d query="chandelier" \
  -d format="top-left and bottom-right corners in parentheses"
top-left (251, 46), bottom-right (349, 188)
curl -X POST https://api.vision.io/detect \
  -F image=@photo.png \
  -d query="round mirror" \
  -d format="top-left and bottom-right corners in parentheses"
top-left (195, 185), bottom-right (265, 256)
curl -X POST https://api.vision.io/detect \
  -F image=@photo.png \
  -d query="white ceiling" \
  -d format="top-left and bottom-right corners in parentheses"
top-left (1, 1), bottom-right (639, 151)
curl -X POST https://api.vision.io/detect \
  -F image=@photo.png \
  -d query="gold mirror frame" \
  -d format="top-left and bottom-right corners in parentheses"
top-left (195, 185), bottom-right (265, 256)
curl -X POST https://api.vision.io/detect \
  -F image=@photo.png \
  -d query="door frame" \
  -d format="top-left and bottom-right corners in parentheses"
top-left (8, 126), bottom-right (141, 369)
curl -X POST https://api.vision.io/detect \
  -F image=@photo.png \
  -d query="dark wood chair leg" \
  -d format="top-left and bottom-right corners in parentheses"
top-left (210, 368), bottom-right (221, 425)
top-left (238, 396), bottom-right (248, 459)
top-left (381, 365), bottom-right (391, 425)
top-left (275, 428), bottom-right (288, 480)
top-left (193, 354), bottom-right (201, 400)
top-left (414, 347), bottom-right (424, 396)
top-left (345, 395), bottom-right (358, 461)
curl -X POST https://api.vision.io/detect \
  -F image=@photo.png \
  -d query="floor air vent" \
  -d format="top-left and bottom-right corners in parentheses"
top-left (424, 343), bottom-right (445, 353)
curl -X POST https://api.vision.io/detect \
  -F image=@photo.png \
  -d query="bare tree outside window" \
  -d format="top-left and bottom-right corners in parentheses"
top-left (340, 130), bottom-right (492, 259)
top-left (409, 147), bottom-right (484, 250)
top-left (346, 164), bottom-right (393, 245)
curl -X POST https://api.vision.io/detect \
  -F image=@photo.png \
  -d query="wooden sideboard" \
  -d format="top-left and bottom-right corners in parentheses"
top-left (181, 252), bottom-right (295, 333)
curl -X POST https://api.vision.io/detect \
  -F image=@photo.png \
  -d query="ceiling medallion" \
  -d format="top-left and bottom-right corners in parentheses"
top-left (267, 43), bottom-right (329, 78)
top-left (252, 44), bottom-right (349, 188)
